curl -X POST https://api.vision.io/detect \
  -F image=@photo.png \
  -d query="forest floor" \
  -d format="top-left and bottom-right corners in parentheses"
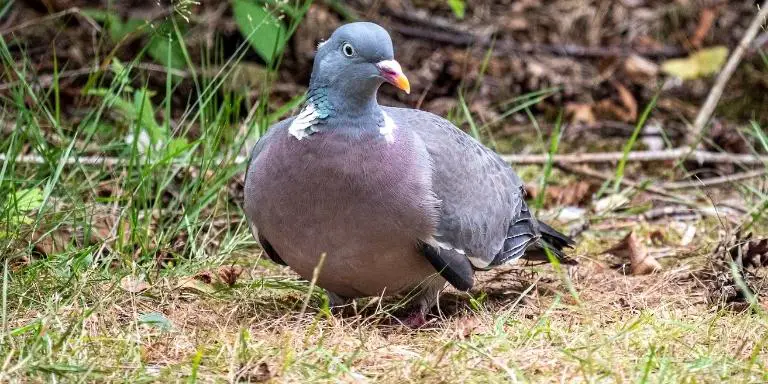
top-left (2, 0), bottom-right (768, 382)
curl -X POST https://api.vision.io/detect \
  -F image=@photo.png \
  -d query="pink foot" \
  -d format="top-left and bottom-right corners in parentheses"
top-left (401, 311), bottom-right (427, 329)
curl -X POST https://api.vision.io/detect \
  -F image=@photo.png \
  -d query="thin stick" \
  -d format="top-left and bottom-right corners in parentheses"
top-left (0, 8), bottom-right (101, 36)
top-left (662, 169), bottom-right (767, 190)
top-left (0, 153), bottom-right (249, 166)
top-left (556, 163), bottom-right (682, 201)
top-left (690, 1), bottom-right (768, 145)
top-left (501, 148), bottom-right (768, 165)
top-left (299, 253), bottom-right (327, 316)
top-left (0, 63), bottom-right (189, 91)
top-left (4, 148), bottom-right (767, 167)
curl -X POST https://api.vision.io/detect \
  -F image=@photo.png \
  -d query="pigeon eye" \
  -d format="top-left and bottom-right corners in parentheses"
top-left (342, 43), bottom-right (355, 57)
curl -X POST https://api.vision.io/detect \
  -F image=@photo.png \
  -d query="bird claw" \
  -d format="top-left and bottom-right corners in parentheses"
top-left (401, 310), bottom-right (428, 329)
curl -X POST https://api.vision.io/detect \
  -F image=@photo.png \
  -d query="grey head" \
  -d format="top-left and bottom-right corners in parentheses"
top-left (293, 22), bottom-right (410, 136)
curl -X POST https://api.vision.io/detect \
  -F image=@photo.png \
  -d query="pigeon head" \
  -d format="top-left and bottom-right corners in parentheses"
top-left (309, 22), bottom-right (410, 116)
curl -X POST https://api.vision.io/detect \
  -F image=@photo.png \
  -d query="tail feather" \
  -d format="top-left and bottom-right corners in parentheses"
top-left (524, 220), bottom-right (577, 264)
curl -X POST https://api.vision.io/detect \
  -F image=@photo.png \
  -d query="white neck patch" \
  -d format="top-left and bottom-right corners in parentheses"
top-left (288, 105), bottom-right (397, 143)
top-left (288, 103), bottom-right (320, 140)
top-left (379, 111), bottom-right (396, 143)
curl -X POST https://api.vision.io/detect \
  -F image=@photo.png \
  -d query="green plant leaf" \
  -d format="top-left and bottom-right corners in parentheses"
top-left (448, 0), bottom-right (466, 19)
top-left (147, 27), bottom-right (188, 70)
top-left (166, 138), bottom-right (191, 158)
top-left (661, 46), bottom-right (729, 80)
top-left (10, 188), bottom-right (44, 213)
top-left (138, 312), bottom-right (173, 331)
top-left (133, 88), bottom-right (164, 142)
top-left (231, 0), bottom-right (286, 64)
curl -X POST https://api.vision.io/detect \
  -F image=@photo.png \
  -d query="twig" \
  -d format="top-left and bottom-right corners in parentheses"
top-left (643, 205), bottom-right (741, 222)
top-left (0, 63), bottom-right (190, 91)
top-left (4, 148), bottom-right (767, 168)
top-left (500, 148), bottom-right (768, 165)
top-left (556, 163), bottom-right (682, 201)
top-left (662, 169), bottom-right (767, 190)
top-left (690, 1), bottom-right (768, 145)
top-left (0, 152), bottom-right (249, 167)
top-left (0, 8), bottom-right (101, 36)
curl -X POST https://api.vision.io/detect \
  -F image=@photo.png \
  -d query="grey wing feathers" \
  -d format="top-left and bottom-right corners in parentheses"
top-left (384, 107), bottom-right (526, 268)
top-left (490, 202), bottom-right (539, 267)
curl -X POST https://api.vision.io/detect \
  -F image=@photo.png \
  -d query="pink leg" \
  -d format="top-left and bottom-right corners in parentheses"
top-left (401, 309), bottom-right (428, 328)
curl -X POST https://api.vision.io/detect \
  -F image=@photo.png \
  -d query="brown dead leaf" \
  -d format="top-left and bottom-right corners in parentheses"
top-left (456, 317), bottom-right (480, 340)
top-left (593, 82), bottom-right (639, 123)
top-left (595, 100), bottom-right (629, 123)
top-left (727, 232), bottom-right (768, 269)
top-left (176, 276), bottom-right (215, 294)
top-left (194, 270), bottom-right (214, 284)
top-left (526, 181), bottom-right (593, 207)
top-left (218, 265), bottom-right (244, 287)
top-left (691, 8), bottom-right (717, 48)
top-left (32, 227), bottom-right (73, 256)
top-left (604, 231), bottom-right (662, 275)
top-left (550, 181), bottom-right (592, 206)
top-left (120, 275), bottom-right (150, 293)
top-left (613, 82), bottom-right (637, 122)
top-left (565, 103), bottom-right (596, 125)
top-left (237, 362), bottom-right (272, 383)
top-left (649, 230), bottom-right (665, 245)
top-left (623, 55), bottom-right (659, 83)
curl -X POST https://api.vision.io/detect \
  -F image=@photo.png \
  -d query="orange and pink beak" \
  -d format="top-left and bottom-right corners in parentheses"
top-left (376, 60), bottom-right (410, 94)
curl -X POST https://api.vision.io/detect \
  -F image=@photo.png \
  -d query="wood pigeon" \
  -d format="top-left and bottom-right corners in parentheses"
top-left (244, 22), bottom-right (574, 327)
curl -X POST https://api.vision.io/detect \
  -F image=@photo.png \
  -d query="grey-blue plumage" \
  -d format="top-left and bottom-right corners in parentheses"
top-left (244, 22), bottom-right (573, 326)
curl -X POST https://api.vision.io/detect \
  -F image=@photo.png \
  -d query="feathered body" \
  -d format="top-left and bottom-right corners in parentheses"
top-left (244, 22), bottom-right (573, 325)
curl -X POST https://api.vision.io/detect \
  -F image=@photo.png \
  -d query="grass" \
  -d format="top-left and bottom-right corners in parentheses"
top-left (2, 14), bottom-right (768, 384)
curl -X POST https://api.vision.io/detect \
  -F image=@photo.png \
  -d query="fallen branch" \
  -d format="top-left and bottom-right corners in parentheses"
top-left (0, 63), bottom-right (191, 91)
top-left (501, 148), bottom-right (768, 165)
top-left (4, 148), bottom-right (767, 168)
top-left (0, 153), bottom-right (249, 167)
top-left (662, 169), bottom-right (767, 190)
top-left (0, 8), bottom-right (102, 36)
top-left (690, 0), bottom-right (768, 144)
top-left (556, 163), bottom-right (682, 201)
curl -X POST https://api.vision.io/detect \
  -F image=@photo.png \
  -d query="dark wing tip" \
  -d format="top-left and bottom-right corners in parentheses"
top-left (421, 242), bottom-right (474, 291)
top-left (258, 235), bottom-right (287, 266)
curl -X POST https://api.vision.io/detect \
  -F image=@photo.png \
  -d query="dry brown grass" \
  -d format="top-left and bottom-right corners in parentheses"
top-left (4, 217), bottom-right (768, 383)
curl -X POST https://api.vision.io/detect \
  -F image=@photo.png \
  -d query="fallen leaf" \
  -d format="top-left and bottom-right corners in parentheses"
top-left (565, 103), bottom-right (596, 125)
top-left (194, 270), bottom-right (214, 284)
top-left (691, 8), bottom-right (717, 48)
top-left (604, 231), bottom-right (662, 275)
top-left (594, 193), bottom-right (630, 214)
top-left (121, 275), bottom-right (150, 293)
top-left (237, 362), bottom-right (271, 383)
top-left (218, 265), bottom-right (244, 287)
top-left (613, 82), bottom-right (638, 122)
top-left (649, 230), bottom-right (665, 245)
top-left (32, 228), bottom-right (73, 256)
top-left (727, 232), bottom-right (768, 269)
top-left (176, 276), bottom-right (215, 294)
top-left (661, 46), bottom-right (729, 80)
top-left (526, 181), bottom-right (593, 207)
top-left (456, 317), bottom-right (480, 340)
top-left (556, 206), bottom-right (587, 222)
top-left (138, 312), bottom-right (173, 331)
top-left (680, 225), bottom-right (697, 246)
top-left (623, 55), bottom-right (659, 83)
